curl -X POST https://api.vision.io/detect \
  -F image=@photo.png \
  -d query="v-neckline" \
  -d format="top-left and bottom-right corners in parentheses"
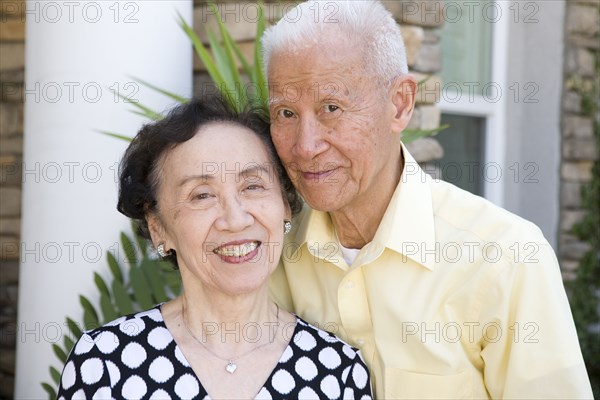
top-left (156, 305), bottom-right (299, 399)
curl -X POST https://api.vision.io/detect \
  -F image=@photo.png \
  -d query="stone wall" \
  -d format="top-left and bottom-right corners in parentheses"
top-left (559, 0), bottom-right (599, 281)
top-left (193, 0), bottom-right (445, 163)
top-left (0, 0), bottom-right (24, 397)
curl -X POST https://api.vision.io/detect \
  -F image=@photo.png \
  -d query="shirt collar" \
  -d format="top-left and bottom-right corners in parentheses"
top-left (291, 143), bottom-right (436, 271)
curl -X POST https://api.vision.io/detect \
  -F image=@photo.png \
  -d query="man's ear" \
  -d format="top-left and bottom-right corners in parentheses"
top-left (389, 74), bottom-right (417, 134)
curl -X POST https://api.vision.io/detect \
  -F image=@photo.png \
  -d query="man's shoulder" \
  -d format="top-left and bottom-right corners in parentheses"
top-left (429, 179), bottom-right (546, 245)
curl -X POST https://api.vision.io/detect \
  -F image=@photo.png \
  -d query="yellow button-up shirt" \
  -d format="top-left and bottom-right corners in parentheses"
top-left (270, 145), bottom-right (593, 399)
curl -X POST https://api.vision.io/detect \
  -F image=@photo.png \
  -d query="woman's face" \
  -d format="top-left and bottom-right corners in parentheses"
top-left (148, 122), bottom-right (290, 296)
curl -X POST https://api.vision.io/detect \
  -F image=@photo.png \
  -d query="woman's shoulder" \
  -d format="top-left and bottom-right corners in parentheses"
top-left (84, 304), bottom-right (165, 339)
top-left (292, 316), bottom-right (363, 362)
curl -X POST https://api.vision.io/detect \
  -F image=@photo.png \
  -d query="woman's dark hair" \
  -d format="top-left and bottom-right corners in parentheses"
top-left (117, 94), bottom-right (302, 267)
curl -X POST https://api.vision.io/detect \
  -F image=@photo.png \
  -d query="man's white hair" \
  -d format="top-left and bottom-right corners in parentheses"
top-left (261, 0), bottom-right (408, 83)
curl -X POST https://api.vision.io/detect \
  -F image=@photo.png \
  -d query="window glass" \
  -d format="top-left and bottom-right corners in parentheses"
top-left (434, 114), bottom-right (486, 196)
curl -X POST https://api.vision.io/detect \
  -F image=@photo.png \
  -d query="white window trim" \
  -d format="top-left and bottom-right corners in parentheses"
top-left (437, 1), bottom-right (509, 207)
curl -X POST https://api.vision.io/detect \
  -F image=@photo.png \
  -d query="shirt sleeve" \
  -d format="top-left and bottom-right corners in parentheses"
top-left (269, 259), bottom-right (295, 312)
top-left (57, 333), bottom-right (113, 400)
top-left (480, 235), bottom-right (593, 399)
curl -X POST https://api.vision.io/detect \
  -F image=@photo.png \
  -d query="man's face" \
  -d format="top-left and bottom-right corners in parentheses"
top-left (268, 40), bottom-right (403, 213)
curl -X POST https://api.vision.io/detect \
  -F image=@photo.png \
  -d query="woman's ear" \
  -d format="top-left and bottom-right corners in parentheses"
top-left (389, 74), bottom-right (417, 134)
top-left (147, 213), bottom-right (167, 249)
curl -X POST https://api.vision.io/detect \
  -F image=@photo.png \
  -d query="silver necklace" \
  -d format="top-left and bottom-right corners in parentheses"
top-left (181, 301), bottom-right (280, 374)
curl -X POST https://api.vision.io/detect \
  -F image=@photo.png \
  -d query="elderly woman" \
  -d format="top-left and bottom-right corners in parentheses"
top-left (57, 96), bottom-right (372, 400)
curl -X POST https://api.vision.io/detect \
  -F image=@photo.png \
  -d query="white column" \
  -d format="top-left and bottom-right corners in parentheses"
top-left (16, 1), bottom-right (192, 397)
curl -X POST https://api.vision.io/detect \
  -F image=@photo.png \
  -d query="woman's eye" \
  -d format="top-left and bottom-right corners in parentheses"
top-left (192, 192), bottom-right (212, 201)
top-left (277, 109), bottom-right (295, 119)
top-left (323, 104), bottom-right (339, 113)
top-left (245, 184), bottom-right (264, 192)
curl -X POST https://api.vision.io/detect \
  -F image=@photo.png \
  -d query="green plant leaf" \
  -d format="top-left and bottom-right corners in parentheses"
top-left (110, 90), bottom-right (163, 121)
top-left (210, 2), bottom-right (246, 110)
top-left (253, 3), bottom-right (268, 110)
top-left (121, 232), bottom-right (138, 265)
top-left (52, 344), bottom-right (67, 364)
top-left (50, 366), bottom-right (61, 385)
top-left (133, 77), bottom-right (188, 104)
top-left (130, 266), bottom-right (155, 310)
top-left (41, 382), bottom-right (56, 399)
top-left (179, 13), bottom-right (226, 88)
top-left (402, 124), bottom-right (449, 144)
top-left (107, 252), bottom-right (124, 284)
top-left (111, 279), bottom-right (135, 315)
top-left (100, 291), bottom-right (119, 323)
top-left (141, 259), bottom-right (169, 303)
top-left (79, 295), bottom-right (99, 328)
top-left (94, 272), bottom-right (110, 296)
top-left (65, 317), bottom-right (83, 339)
top-left (206, 29), bottom-right (235, 88)
top-left (63, 334), bottom-right (75, 354)
top-left (97, 130), bottom-right (133, 142)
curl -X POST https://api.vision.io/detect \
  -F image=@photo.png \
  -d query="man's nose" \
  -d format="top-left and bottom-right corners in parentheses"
top-left (293, 115), bottom-right (330, 160)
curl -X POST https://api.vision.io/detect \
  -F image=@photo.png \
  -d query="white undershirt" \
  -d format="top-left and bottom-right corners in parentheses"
top-left (335, 231), bottom-right (362, 266)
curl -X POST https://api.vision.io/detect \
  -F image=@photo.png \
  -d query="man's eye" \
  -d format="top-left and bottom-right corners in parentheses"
top-left (323, 104), bottom-right (339, 113)
top-left (277, 109), bottom-right (295, 118)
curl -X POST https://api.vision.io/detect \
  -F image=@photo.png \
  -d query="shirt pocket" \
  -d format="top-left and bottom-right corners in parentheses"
top-left (384, 368), bottom-right (472, 399)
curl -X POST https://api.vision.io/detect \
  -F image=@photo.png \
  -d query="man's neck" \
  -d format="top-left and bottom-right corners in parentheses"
top-left (331, 151), bottom-right (404, 249)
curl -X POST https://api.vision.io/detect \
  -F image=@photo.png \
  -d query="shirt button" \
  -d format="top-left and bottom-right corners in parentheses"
top-left (345, 281), bottom-right (355, 289)
top-left (357, 338), bottom-right (365, 346)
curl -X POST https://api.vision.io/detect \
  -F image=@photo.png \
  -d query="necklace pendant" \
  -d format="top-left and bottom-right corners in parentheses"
top-left (225, 361), bottom-right (237, 374)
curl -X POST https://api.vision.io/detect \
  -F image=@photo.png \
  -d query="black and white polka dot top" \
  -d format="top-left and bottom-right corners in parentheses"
top-left (57, 305), bottom-right (373, 400)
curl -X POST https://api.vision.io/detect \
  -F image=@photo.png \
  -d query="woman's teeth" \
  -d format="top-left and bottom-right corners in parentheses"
top-left (214, 242), bottom-right (259, 257)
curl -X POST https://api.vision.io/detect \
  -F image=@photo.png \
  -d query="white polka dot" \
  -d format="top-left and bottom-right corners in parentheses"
top-left (342, 365), bottom-right (351, 384)
top-left (298, 387), bottom-right (319, 400)
top-left (280, 346), bottom-right (294, 363)
top-left (137, 308), bottom-right (161, 321)
top-left (319, 347), bottom-right (341, 370)
top-left (342, 344), bottom-right (355, 359)
top-left (61, 361), bottom-right (76, 389)
top-left (95, 331), bottom-right (120, 354)
top-left (149, 356), bottom-right (174, 383)
top-left (320, 374), bottom-right (341, 399)
top-left (352, 362), bottom-right (368, 389)
top-left (271, 369), bottom-right (295, 395)
top-left (342, 387), bottom-right (355, 399)
top-left (294, 330), bottom-right (316, 351)
top-left (106, 360), bottom-right (121, 386)
top-left (255, 387), bottom-right (273, 399)
top-left (360, 395), bottom-right (372, 400)
top-left (318, 329), bottom-right (339, 343)
top-left (149, 389), bottom-right (172, 400)
top-left (81, 358), bottom-right (104, 384)
top-left (72, 388), bottom-right (86, 399)
top-left (174, 346), bottom-right (190, 367)
top-left (121, 375), bottom-right (147, 400)
top-left (174, 373), bottom-right (200, 400)
top-left (295, 356), bottom-right (318, 381)
top-left (147, 327), bottom-right (172, 350)
top-left (92, 386), bottom-right (111, 399)
top-left (74, 334), bottom-right (95, 355)
top-left (121, 342), bottom-right (147, 369)
top-left (120, 317), bottom-right (146, 336)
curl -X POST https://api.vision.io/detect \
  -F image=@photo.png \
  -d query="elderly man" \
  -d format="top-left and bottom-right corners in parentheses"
top-left (263, 1), bottom-right (593, 399)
